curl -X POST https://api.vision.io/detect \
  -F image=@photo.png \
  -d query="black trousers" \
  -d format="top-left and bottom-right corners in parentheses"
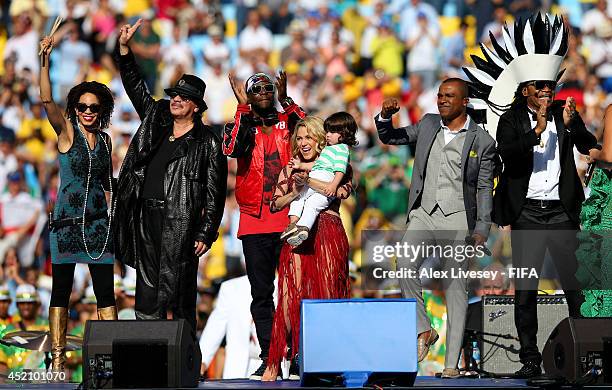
top-left (241, 233), bottom-right (282, 359)
top-left (510, 203), bottom-right (584, 365)
top-left (50, 263), bottom-right (115, 308)
top-left (135, 201), bottom-right (198, 333)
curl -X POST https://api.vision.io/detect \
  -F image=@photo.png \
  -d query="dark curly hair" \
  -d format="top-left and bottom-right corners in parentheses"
top-left (65, 81), bottom-right (114, 130)
top-left (323, 111), bottom-right (358, 147)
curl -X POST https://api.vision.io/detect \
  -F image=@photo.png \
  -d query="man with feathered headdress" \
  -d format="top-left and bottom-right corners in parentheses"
top-left (464, 13), bottom-right (599, 378)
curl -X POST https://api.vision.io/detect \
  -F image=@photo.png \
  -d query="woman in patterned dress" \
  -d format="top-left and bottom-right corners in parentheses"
top-left (40, 35), bottom-right (117, 371)
top-left (577, 104), bottom-right (612, 317)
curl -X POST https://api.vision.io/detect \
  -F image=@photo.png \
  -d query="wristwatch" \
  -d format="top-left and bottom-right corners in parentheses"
top-left (280, 97), bottom-right (294, 109)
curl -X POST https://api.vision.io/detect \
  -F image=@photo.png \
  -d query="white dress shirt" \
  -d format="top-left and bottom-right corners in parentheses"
top-left (440, 117), bottom-right (470, 145)
top-left (526, 109), bottom-right (561, 200)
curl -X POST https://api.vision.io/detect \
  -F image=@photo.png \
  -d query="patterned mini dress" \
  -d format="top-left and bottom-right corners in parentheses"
top-left (49, 120), bottom-right (113, 264)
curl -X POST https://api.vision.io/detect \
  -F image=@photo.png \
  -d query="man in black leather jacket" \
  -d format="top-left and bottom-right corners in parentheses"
top-left (113, 20), bottom-right (227, 333)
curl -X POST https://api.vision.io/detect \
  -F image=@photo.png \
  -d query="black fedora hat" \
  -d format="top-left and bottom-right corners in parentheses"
top-left (164, 74), bottom-right (208, 111)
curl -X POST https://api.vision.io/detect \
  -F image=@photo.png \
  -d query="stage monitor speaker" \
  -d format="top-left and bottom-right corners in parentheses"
top-left (481, 295), bottom-right (568, 374)
top-left (83, 319), bottom-right (201, 389)
top-left (543, 318), bottom-right (612, 384)
top-left (300, 299), bottom-right (417, 388)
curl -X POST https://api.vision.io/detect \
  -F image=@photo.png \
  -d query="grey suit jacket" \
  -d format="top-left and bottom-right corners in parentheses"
top-left (375, 113), bottom-right (497, 237)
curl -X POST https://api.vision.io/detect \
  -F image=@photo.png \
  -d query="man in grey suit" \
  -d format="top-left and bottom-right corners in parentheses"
top-left (374, 78), bottom-right (497, 378)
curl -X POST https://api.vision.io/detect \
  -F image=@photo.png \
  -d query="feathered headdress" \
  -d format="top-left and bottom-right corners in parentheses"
top-left (463, 13), bottom-right (569, 138)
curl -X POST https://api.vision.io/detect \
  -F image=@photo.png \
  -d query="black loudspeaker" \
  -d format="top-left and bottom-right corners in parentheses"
top-left (543, 318), bottom-right (612, 384)
top-left (480, 295), bottom-right (568, 374)
top-left (83, 320), bottom-right (201, 389)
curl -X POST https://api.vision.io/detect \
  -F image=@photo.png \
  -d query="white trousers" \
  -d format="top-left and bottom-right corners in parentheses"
top-left (288, 170), bottom-right (334, 229)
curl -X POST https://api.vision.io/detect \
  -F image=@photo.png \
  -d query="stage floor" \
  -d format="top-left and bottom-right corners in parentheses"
top-left (2, 377), bottom-right (611, 389)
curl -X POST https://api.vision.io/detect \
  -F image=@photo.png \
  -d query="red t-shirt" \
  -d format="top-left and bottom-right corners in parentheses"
top-left (238, 132), bottom-right (289, 237)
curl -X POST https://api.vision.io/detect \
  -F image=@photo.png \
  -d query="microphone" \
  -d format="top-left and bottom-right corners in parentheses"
top-left (465, 235), bottom-right (492, 256)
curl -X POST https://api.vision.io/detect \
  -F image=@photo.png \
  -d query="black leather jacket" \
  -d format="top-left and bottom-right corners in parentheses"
top-left (113, 48), bottom-right (227, 285)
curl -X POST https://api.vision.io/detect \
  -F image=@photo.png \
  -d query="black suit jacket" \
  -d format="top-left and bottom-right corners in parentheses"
top-left (493, 102), bottom-right (597, 226)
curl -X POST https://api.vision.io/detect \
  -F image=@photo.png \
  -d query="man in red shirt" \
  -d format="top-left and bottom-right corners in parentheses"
top-left (223, 71), bottom-right (305, 379)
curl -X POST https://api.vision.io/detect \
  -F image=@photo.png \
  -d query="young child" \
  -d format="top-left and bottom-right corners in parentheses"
top-left (281, 111), bottom-right (357, 246)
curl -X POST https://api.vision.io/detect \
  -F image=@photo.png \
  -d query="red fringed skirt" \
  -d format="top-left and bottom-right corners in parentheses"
top-left (268, 212), bottom-right (350, 367)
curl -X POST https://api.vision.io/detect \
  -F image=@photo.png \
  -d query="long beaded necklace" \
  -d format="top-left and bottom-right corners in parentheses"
top-left (77, 122), bottom-right (114, 260)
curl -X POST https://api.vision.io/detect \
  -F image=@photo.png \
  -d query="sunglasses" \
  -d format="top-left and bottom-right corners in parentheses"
top-left (250, 84), bottom-right (275, 95)
top-left (168, 92), bottom-right (192, 102)
top-left (76, 103), bottom-right (101, 113)
top-left (528, 80), bottom-right (556, 90)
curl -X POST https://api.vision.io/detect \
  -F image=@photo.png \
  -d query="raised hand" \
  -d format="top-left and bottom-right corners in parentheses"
top-left (275, 70), bottom-right (288, 103)
top-left (228, 72), bottom-right (248, 105)
top-left (381, 98), bottom-right (400, 119)
top-left (119, 19), bottom-right (143, 50)
top-left (39, 36), bottom-right (54, 57)
top-left (563, 96), bottom-right (577, 126)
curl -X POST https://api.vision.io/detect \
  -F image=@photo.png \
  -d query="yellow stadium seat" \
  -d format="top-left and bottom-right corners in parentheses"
top-left (226, 20), bottom-right (237, 38)
top-left (439, 16), bottom-right (460, 37)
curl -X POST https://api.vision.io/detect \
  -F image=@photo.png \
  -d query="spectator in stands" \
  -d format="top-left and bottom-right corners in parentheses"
top-left (160, 23), bottom-right (194, 91)
top-left (443, 20), bottom-right (468, 78)
top-left (87, 0), bottom-right (118, 62)
top-left (0, 286), bottom-right (14, 336)
top-left (56, 23), bottom-right (94, 104)
top-left (581, 0), bottom-right (612, 36)
top-left (284, 62), bottom-right (306, 107)
top-left (0, 127), bottom-right (18, 195)
top-left (202, 25), bottom-right (230, 68)
top-left (406, 12), bottom-right (440, 90)
top-left (588, 23), bottom-right (612, 93)
top-left (481, 5), bottom-right (511, 46)
top-left (370, 21), bottom-right (404, 78)
top-left (0, 171), bottom-right (44, 268)
top-left (130, 11), bottom-right (161, 91)
top-left (238, 10), bottom-right (273, 62)
top-left (279, 22), bottom-right (313, 67)
top-left (0, 285), bottom-right (48, 375)
top-left (2, 13), bottom-right (39, 77)
top-left (270, 1), bottom-right (293, 35)
top-left (319, 29), bottom-right (351, 80)
top-left (391, 0), bottom-right (440, 42)
top-left (16, 101), bottom-right (56, 164)
top-left (110, 104), bottom-right (139, 143)
top-left (202, 60), bottom-right (234, 137)
top-left (368, 157), bottom-right (410, 224)
top-left (318, 10), bottom-right (354, 50)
